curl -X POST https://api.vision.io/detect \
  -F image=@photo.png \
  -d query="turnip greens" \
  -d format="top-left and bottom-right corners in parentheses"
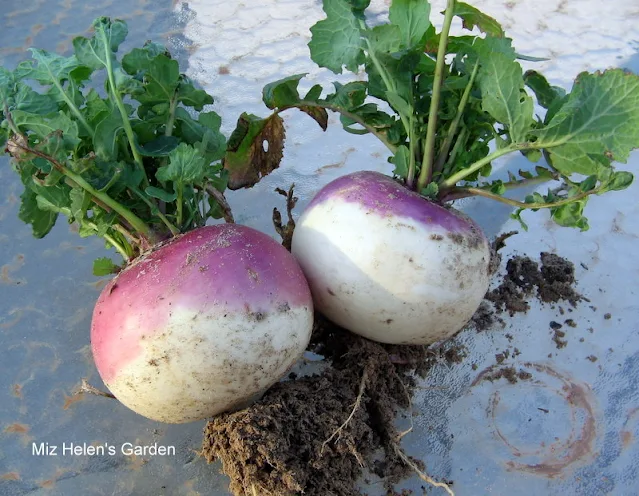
top-left (261, 0), bottom-right (639, 231)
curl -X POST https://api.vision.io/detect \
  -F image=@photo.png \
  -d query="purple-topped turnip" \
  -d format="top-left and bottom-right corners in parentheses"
top-left (292, 171), bottom-right (489, 344)
top-left (92, 224), bottom-right (313, 423)
top-left (258, 0), bottom-right (639, 345)
top-left (1, 19), bottom-right (314, 423)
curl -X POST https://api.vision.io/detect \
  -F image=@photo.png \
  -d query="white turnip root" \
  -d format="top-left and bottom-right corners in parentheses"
top-left (291, 171), bottom-right (490, 345)
top-left (91, 224), bottom-right (314, 423)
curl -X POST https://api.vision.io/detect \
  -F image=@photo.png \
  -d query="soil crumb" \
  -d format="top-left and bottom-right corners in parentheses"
top-left (202, 316), bottom-right (430, 496)
top-left (482, 366), bottom-right (533, 384)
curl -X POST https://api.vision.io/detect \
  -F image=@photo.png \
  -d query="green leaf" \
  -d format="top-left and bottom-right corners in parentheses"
top-left (523, 70), bottom-right (566, 109)
top-left (14, 83), bottom-right (59, 114)
top-left (16, 49), bottom-right (86, 86)
top-left (536, 69), bottom-right (639, 176)
top-left (453, 2), bottom-right (504, 37)
top-left (391, 145), bottom-right (409, 177)
top-left (389, 0), bottom-right (431, 49)
top-left (579, 175), bottom-right (598, 192)
top-left (263, 74), bottom-right (306, 109)
top-left (489, 180), bottom-right (506, 195)
top-left (551, 200), bottom-right (589, 231)
top-left (35, 190), bottom-right (72, 216)
top-left (157, 142), bottom-right (207, 184)
top-left (474, 37), bottom-right (533, 143)
top-left (510, 209), bottom-right (528, 231)
top-left (325, 81), bottom-right (367, 110)
top-left (93, 257), bottom-right (120, 276)
top-left (69, 188), bottom-right (89, 222)
top-left (18, 188), bottom-right (58, 238)
top-left (309, 0), bottom-right (364, 74)
top-left (93, 110), bottom-right (125, 161)
top-left (138, 135), bottom-right (179, 156)
top-left (607, 170), bottom-right (633, 191)
top-left (174, 108), bottom-right (226, 161)
top-left (176, 76), bottom-right (214, 110)
top-left (420, 182), bottom-right (439, 199)
top-left (224, 113), bottom-right (285, 189)
top-left (121, 42), bottom-right (169, 74)
top-left (84, 89), bottom-right (110, 123)
top-left (304, 84), bottom-right (323, 101)
top-left (145, 185), bottom-right (177, 202)
top-left (130, 54), bottom-right (180, 106)
top-left (366, 25), bottom-right (402, 53)
top-left (73, 17), bottom-right (128, 71)
top-left (113, 67), bottom-right (143, 94)
top-left (0, 67), bottom-right (15, 105)
top-left (11, 110), bottom-right (80, 149)
top-left (199, 111), bottom-right (222, 132)
top-left (385, 91), bottom-right (412, 118)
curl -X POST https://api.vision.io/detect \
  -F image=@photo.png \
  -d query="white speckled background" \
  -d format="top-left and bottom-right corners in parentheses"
top-left (1, 1), bottom-right (638, 494)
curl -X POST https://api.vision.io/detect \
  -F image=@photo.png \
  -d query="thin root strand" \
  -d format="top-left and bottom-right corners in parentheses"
top-left (76, 378), bottom-right (116, 399)
top-left (321, 366), bottom-right (369, 455)
top-left (393, 444), bottom-right (455, 496)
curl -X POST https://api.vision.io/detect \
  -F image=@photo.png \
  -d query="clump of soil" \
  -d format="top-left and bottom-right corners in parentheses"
top-left (484, 251), bottom-right (583, 317)
top-left (201, 316), bottom-right (432, 496)
top-left (482, 366), bottom-right (533, 384)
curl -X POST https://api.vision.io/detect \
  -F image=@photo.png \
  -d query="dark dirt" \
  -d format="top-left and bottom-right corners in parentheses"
top-left (478, 250), bottom-right (583, 322)
top-left (202, 316), bottom-right (432, 496)
top-left (481, 366), bottom-right (534, 384)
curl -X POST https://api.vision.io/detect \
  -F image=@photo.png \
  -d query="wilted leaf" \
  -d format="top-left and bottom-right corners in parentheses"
top-left (224, 113), bottom-right (285, 189)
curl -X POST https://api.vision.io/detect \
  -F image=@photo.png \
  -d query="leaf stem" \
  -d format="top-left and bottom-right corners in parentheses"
top-left (129, 186), bottom-right (180, 236)
top-left (12, 139), bottom-right (158, 244)
top-left (361, 24), bottom-right (413, 140)
top-left (201, 184), bottom-right (235, 224)
top-left (165, 94), bottom-right (178, 137)
top-left (441, 125), bottom-right (468, 178)
top-left (103, 232), bottom-right (130, 260)
top-left (49, 77), bottom-right (93, 135)
top-left (3, 103), bottom-right (20, 136)
top-left (176, 183), bottom-right (183, 229)
top-left (433, 59), bottom-right (479, 175)
top-left (406, 114), bottom-right (416, 187)
top-left (442, 185), bottom-right (598, 209)
top-left (112, 223), bottom-right (141, 248)
top-left (99, 29), bottom-right (150, 189)
top-left (418, 0), bottom-right (457, 192)
top-left (441, 142), bottom-right (533, 187)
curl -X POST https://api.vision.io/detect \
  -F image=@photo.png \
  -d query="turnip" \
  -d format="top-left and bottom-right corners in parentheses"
top-left (91, 224), bottom-right (313, 423)
top-left (1, 18), bottom-right (314, 423)
top-left (258, 0), bottom-right (639, 345)
top-left (291, 170), bottom-right (489, 344)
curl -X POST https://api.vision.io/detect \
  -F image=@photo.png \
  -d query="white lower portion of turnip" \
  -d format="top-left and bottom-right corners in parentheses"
top-left (292, 189), bottom-right (490, 345)
top-left (104, 305), bottom-right (312, 423)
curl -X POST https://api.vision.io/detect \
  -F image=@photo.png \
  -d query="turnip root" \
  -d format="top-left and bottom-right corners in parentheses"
top-left (91, 224), bottom-right (314, 423)
top-left (291, 171), bottom-right (490, 345)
